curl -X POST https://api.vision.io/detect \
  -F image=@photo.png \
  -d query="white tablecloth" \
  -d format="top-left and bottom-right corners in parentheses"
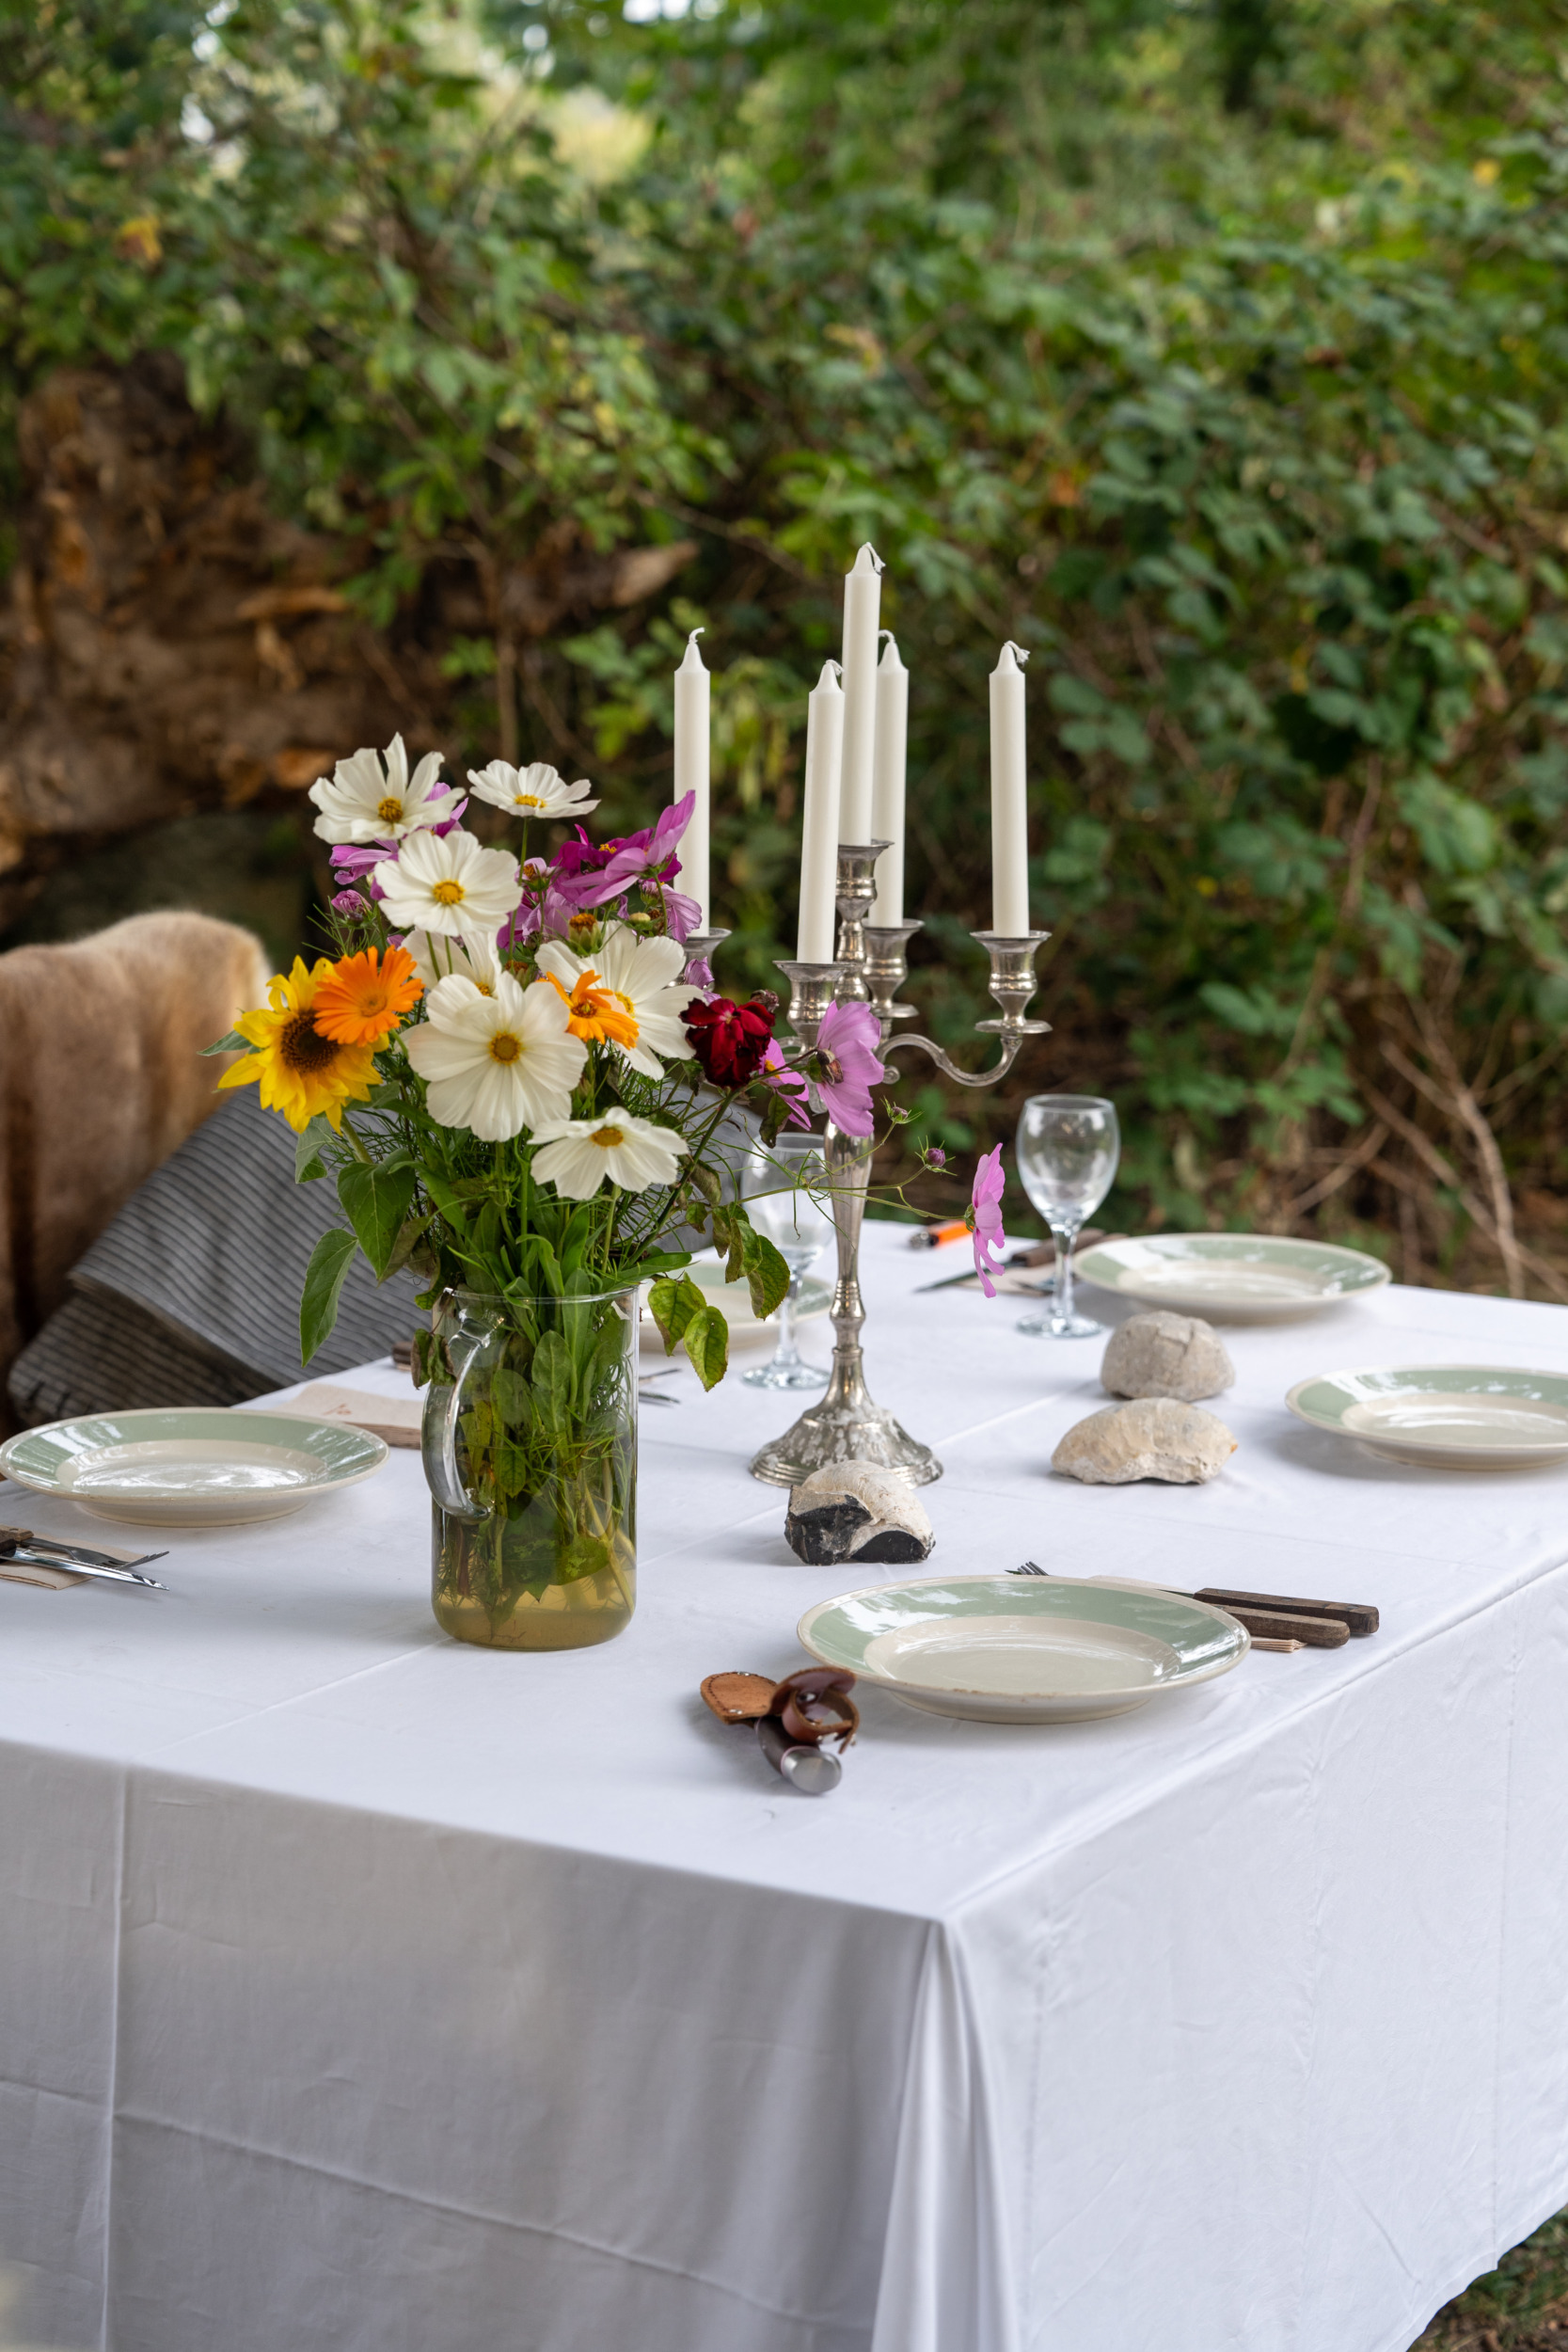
top-left (4, 1225), bottom-right (1568, 2352)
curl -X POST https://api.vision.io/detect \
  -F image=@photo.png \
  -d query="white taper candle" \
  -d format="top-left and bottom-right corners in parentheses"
top-left (673, 627), bottom-right (711, 928)
top-left (797, 660), bottom-right (845, 961)
top-left (836, 542), bottom-right (883, 842)
top-left (990, 640), bottom-right (1030, 934)
top-left (870, 630), bottom-right (908, 926)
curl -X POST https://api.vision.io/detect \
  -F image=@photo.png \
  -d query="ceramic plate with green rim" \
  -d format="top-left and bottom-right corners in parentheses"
top-left (1287, 1365), bottom-right (1568, 1470)
top-left (638, 1259), bottom-right (832, 1347)
top-left (1074, 1232), bottom-right (1390, 1324)
top-left (0, 1408), bottom-right (389, 1526)
top-left (798, 1574), bottom-right (1249, 1724)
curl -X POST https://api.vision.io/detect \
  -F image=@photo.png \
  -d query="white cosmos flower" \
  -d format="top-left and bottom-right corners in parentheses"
top-left (402, 929), bottom-right (502, 997)
top-left (402, 972), bottom-right (586, 1142)
top-left (467, 761), bottom-right (599, 821)
top-left (310, 735), bottom-right (458, 845)
top-left (533, 921), bottom-right (698, 1080)
top-left (531, 1109), bottom-right (689, 1200)
top-left (374, 827), bottom-right (522, 939)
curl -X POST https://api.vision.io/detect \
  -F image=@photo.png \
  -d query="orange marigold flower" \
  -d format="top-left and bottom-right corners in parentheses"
top-left (314, 944), bottom-right (424, 1045)
top-left (538, 965), bottom-right (640, 1052)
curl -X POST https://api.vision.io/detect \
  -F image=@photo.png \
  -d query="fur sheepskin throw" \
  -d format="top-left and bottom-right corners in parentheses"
top-left (0, 911), bottom-right (269, 1408)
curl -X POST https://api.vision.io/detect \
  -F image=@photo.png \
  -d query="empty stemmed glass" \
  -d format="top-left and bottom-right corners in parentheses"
top-left (741, 1134), bottom-right (835, 1390)
top-left (1014, 1095), bottom-right (1120, 1338)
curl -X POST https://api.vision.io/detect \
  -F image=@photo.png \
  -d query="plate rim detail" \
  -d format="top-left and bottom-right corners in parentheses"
top-left (1285, 1362), bottom-right (1568, 1457)
top-left (797, 1571), bottom-right (1249, 1712)
top-left (0, 1406), bottom-right (389, 1498)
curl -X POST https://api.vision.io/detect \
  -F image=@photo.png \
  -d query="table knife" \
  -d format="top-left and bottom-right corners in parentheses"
top-left (915, 1255), bottom-right (1052, 1296)
top-left (2, 1549), bottom-right (167, 1591)
top-left (0, 1526), bottom-right (167, 1585)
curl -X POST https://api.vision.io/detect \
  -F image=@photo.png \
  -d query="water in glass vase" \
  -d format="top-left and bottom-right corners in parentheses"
top-left (422, 1285), bottom-right (639, 1651)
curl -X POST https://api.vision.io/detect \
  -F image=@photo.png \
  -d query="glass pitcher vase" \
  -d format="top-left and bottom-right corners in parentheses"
top-left (421, 1285), bottom-right (639, 1651)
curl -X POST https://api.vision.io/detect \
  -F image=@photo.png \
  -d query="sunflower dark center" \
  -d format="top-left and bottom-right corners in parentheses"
top-left (281, 1010), bottom-right (344, 1074)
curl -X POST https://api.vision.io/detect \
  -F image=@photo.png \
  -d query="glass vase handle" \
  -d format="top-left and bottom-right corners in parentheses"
top-left (420, 1323), bottom-right (492, 1523)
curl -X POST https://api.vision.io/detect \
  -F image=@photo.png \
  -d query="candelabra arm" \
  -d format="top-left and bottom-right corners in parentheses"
top-left (882, 1030), bottom-right (1025, 1089)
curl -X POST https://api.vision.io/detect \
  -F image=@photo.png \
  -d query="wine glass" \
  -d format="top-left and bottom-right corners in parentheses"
top-left (1014, 1095), bottom-right (1120, 1338)
top-left (740, 1135), bottom-right (836, 1389)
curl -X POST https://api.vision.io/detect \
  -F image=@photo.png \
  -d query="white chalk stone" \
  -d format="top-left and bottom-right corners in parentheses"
top-left (1053, 1398), bottom-right (1237, 1486)
top-left (1101, 1311), bottom-right (1235, 1403)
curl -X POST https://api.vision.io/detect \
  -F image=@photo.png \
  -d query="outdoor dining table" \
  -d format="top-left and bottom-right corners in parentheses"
top-left (4, 1220), bottom-right (1568, 2352)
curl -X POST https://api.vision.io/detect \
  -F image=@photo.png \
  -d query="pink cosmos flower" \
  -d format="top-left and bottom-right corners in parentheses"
top-left (967, 1143), bottom-right (1007, 1297)
top-left (548, 792), bottom-right (700, 940)
top-left (759, 1040), bottom-right (813, 1130)
top-left (330, 889), bottom-right (368, 918)
top-left (811, 999), bottom-right (886, 1138)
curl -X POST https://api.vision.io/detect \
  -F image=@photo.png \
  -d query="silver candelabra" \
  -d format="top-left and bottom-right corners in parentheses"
top-left (748, 844), bottom-right (1051, 1487)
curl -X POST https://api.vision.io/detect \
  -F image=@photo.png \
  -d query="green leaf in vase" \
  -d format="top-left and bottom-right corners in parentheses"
top-left (560, 1532), bottom-right (612, 1582)
top-left (294, 1115), bottom-right (339, 1184)
top-left (531, 1329), bottom-right (575, 1434)
top-left (338, 1158), bottom-right (418, 1278)
top-left (647, 1272), bottom-right (702, 1352)
top-left (680, 1301), bottom-right (729, 1391)
top-left (491, 1366), bottom-right (532, 1428)
top-left (740, 1225), bottom-right (791, 1320)
top-left (494, 1437), bottom-right (534, 1499)
top-left (298, 1228), bottom-right (357, 1365)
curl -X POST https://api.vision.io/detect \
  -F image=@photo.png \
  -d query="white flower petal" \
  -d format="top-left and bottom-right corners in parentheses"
top-left (403, 1019), bottom-right (490, 1082)
top-left (408, 750), bottom-right (446, 805)
top-left (533, 939), bottom-right (584, 987)
top-left (596, 927), bottom-right (686, 995)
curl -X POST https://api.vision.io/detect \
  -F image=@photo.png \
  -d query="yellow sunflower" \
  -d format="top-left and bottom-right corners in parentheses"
top-left (218, 958), bottom-right (380, 1133)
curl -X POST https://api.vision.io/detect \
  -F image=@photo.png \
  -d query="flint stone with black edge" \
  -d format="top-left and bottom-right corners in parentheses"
top-left (784, 1462), bottom-right (935, 1565)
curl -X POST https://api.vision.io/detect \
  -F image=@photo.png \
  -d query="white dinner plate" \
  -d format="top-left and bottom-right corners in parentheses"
top-left (0, 1408), bottom-right (389, 1525)
top-left (798, 1573), bottom-right (1249, 1724)
top-left (639, 1259), bottom-right (832, 1348)
top-left (1075, 1232), bottom-right (1390, 1323)
top-left (1286, 1365), bottom-right (1568, 1470)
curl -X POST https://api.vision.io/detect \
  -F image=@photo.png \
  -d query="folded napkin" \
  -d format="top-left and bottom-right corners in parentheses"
top-left (0, 1557), bottom-right (86, 1590)
top-left (289, 1381), bottom-right (422, 1450)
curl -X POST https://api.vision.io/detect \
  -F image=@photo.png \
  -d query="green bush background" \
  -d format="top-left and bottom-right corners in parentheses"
top-left (5, 0), bottom-right (1568, 1275)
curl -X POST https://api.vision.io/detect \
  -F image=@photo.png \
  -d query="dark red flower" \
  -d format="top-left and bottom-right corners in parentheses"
top-left (685, 993), bottom-right (778, 1087)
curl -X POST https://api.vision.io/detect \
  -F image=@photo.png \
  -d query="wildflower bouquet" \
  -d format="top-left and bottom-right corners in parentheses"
top-left (210, 737), bottom-right (888, 1649)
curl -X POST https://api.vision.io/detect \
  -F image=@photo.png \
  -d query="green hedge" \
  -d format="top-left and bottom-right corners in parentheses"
top-left (6, 0), bottom-right (1568, 1269)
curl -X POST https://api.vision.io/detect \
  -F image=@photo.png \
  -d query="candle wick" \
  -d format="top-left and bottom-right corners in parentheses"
top-left (1002, 640), bottom-right (1031, 666)
top-left (688, 627), bottom-right (705, 644)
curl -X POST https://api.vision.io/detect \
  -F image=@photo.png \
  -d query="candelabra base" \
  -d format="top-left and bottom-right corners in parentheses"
top-left (749, 1391), bottom-right (942, 1488)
